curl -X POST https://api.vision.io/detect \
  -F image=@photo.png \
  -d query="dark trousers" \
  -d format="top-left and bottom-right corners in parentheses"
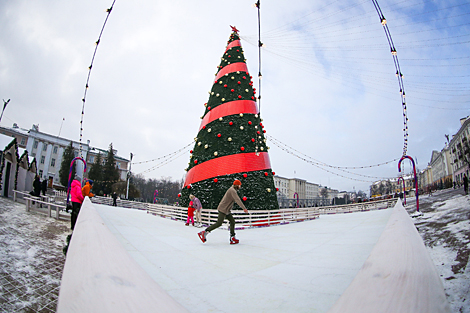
top-left (206, 211), bottom-right (236, 237)
top-left (71, 202), bottom-right (82, 230)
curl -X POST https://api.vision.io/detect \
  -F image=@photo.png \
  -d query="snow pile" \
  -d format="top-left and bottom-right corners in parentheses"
top-left (408, 188), bottom-right (470, 312)
top-left (0, 197), bottom-right (70, 312)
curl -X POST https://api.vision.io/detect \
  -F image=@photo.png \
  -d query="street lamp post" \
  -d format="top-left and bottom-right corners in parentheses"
top-left (126, 152), bottom-right (133, 199)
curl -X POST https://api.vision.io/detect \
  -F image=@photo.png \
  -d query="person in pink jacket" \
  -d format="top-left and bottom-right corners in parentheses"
top-left (70, 175), bottom-right (84, 230)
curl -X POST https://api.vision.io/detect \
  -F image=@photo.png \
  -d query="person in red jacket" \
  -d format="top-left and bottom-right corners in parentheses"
top-left (70, 175), bottom-right (84, 230)
top-left (186, 201), bottom-right (196, 226)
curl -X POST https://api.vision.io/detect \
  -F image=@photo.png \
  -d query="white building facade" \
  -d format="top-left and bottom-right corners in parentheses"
top-left (273, 175), bottom-right (337, 207)
top-left (0, 124), bottom-right (129, 187)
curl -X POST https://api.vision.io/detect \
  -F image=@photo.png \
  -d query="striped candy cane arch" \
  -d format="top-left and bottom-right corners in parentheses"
top-left (398, 155), bottom-right (418, 212)
top-left (66, 157), bottom-right (87, 205)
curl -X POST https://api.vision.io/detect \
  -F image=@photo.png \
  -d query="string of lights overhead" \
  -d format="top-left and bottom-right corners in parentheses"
top-left (241, 1), bottom-right (470, 110)
top-left (79, 1), bottom-right (116, 157)
top-left (136, 149), bottom-right (188, 175)
top-left (131, 142), bottom-right (193, 165)
top-left (267, 134), bottom-right (398, 182)
top-left (370, 0), bottom-right (408, 156)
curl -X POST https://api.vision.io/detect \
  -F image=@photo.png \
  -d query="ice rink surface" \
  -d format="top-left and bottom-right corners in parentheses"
top-left (94, 205), bottom-right (393, 313)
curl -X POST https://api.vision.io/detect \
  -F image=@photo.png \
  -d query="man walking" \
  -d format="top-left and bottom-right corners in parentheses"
top-left (198, 180), bottom-right (248, 244)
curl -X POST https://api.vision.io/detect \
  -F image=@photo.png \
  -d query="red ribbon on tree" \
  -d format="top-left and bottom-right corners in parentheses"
top-left (184, 152), bottom-right (271, 187)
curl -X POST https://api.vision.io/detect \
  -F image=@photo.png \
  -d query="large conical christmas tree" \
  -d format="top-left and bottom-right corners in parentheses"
top-left (180, 27), bottom-right (278, 210)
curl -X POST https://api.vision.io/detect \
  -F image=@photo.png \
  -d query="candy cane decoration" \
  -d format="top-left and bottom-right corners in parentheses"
top-left (66, 157), bottom-right (87, 205)
top-left (398, 155), bottom-right (418, 212)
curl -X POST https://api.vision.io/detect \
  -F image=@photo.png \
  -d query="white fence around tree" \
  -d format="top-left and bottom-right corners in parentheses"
top-left (13, 189), bottom-right (396, 228)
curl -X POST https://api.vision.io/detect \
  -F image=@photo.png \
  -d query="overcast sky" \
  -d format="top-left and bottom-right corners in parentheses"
top-left (1, 0), bottom-right (469, 193)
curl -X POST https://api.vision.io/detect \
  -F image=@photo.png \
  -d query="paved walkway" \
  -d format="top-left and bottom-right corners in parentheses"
top-left (0, 197), bottom-right (70, 312)
top-left (95, 204), bottom-right (393, 312)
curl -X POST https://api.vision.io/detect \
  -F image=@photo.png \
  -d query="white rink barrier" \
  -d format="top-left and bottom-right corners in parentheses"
top-left (147, 203), bottom-right (320, 228)
top-left (327, 199), bottom-right (451, 313)
top-left (57, 197), bottom-right (187, 313)
top-left (147, 198), bottom-right (395, 229)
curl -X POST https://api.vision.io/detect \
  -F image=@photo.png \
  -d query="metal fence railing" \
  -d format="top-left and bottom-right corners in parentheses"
top-left (15, 190), bottom-right (397, 228)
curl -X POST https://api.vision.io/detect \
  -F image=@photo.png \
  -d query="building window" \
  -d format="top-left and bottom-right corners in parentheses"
top-left (43, 144), bottom-right (47, 151)
top-left (117, 162), bottom-right (121, 169)
top-left (33, 141), bottom-right (38, 149)
top-left (20, 138), bottom-right (26, 145)
top-left (51, 158), bottom-right (56, 167)
top-left (53, 146), bottom-right (58, 154)
top-left (39, 170), bottom-right (43, 177)
top-left (40, 155), bottom-right (45, 164)
top-left (89, 155), bottom-right (95, 163)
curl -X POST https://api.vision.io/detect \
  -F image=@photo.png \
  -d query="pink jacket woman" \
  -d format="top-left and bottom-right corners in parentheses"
top-left (71, 179), bottom-right (84, 204)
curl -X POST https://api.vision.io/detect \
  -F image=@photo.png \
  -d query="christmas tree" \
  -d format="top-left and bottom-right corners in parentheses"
top-left (179, 27), bottom-right (279, 211)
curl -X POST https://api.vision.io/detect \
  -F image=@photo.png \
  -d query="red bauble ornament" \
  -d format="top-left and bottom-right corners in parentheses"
top-left (263, 130), bottom-right (266, 133)
top-left (237, 81), bottom-right (241, 84)
top-left (272, 172), bottom-right (276, 175)
top-left (231, 89), bottom-right (234, 92)
top-left (187, 185), bottom-right (191, 189)
top-left (243, 196), bottom-right (247, 201)
top-left (248, 121), bottom-right (252, 125)
top-left (214, 178), bottom-right (218, 183)
top-left (224, 84), bottom-right (228, 88)
top-left (264, 172), bottom-right (268, 176)
top-left (260, 122), bottom-right (263, 126)
top-left (251, 138), bottom-right (255, 142)
top-left (194, 160), bottom-right (198, 164)
top-left (241, 147), bottom-right (245, 151)
top-left (217, 133), bottom-right (221, 137)
top-left (237, 49), bottom-right (239, 52)
top-left (202, 125), bottom-right (206, 129)
top-left (257, 131), bottom-right (261, 135)
top-left (243, 173), bottom-right (247, 178)
top-left (190, 150), bottom-right (193, 153)
top-left (178, 193), bottom-right (181, 197)
top-left (208, 107), bottom-right (211, 111)
top-left (251, 96), bottom-right (254, 100)
top-left (243, 76), bottom-right (246, 79)
top-left (238, 95), bottom-right (242, 99)
top-left (229, 121), bottom-right (233, 125)
top-left (276, 188), bottom-right (279, 191)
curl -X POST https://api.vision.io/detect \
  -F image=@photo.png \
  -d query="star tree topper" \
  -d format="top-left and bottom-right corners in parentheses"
top-left (230, 25), bottom-right (239, 33)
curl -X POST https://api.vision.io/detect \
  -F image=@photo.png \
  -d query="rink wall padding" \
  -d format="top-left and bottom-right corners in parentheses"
top-left (56, 197), bottom-right (187, 313)
top-left (327, 199), bottom-right (451, 313)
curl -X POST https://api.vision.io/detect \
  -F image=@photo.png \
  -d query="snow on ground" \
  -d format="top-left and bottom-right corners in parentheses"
top-left (0, 197), bottom-right (70, 312)
top-left (0, 188), bottom-right (469, 312)
top-left (406, 187), bottom-right (470, 313)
